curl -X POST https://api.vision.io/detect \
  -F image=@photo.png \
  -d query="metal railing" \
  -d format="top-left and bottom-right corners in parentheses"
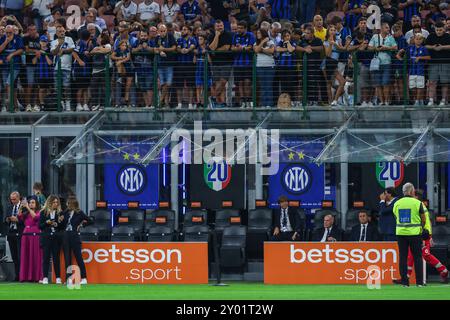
top-left (1, 51), bottom-right (448, 114)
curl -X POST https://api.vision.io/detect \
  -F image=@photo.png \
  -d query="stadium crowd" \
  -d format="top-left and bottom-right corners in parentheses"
top-left (0, 0), bottom-right (449, 111)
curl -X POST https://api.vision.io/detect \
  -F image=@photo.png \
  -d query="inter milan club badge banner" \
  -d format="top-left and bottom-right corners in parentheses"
top-left (189, 158), bottom-right (245, 209)
top-left (104, 140), bottom-right (159, 209)
top-left (268, 139), bottom-right (329, 209)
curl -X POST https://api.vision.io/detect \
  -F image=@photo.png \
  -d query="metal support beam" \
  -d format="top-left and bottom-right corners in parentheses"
top-left (314, 113), bottom-right (356, 165)
top-left (139, 114), bottom-right (187, 165)
top-left (403, 112), bottom-right (441, 165)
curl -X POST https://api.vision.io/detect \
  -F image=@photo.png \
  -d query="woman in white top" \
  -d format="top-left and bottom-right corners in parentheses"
top-left (161, 0), bottom-right (181, 24)
top-left (254, 28), bottom-right (275, 108)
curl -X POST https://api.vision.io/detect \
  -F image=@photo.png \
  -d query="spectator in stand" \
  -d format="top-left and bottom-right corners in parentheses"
top-left (368, 22), bottom-right (398, 106)
top-left (392, 23), bottom-right (408, 105)
top-left (313, 15), bottom-right (327, 41)
top-left (0, 0), bottom-right (25, 25)
top-left (88, 7), bottom-right (107, 31)
top-left (132, 29), bottom-right (155, 109)
top-left (379, 187), bottom-right (398, 241)
top-left (155, 23), bottom-right (177, 108)
top-left (77, 11), bottom-right (102, 39)
top-left (51, 25), bottom-right (75, 111)
top-left (0, 25), bottom-right (24, 112)
top-left (90, 31), bottom-right (112, 110)
top-left (112, 39), bottom-right (133, 107)
top-left (23, 24), bottom-right (40, 112)
top-left (426, 21), bottom-right (450, 106)
top-left (271, 196), bottom-right (303, 241)
top-left (312, 214), bottom-right (344, 242)
top-left (424, 1), bottom-right (446, 32)
top-left (175, 25), bottom-right (196, 109)
top-left (194, 33), bottom-right (211, 107)
top-left (254, 28), bottom-right (275, 108)
top-left (114, 0), bottom-right (138, 23)
top-left (405, 15), bottom-right (430, 43)
top-left (344, 0), bottom-right (364, 32)
top-left (380, 0), bottom-right (398, 27)
top-left (4, 191), bottom-right (24, 281)
top-left (399, 0), bottom-right (424, 31)
top-left (137, 0), bottom-right (161, 27)
top-left (180, 0), bottom-right (202, 24)
top-left (33, 35), bottom-right (53, 112)
top-left (269, 22), bottom-right (282, 43)
top-left (397, 33), bottom-right (430, 106)
top-left (208, 19), bottom-right (233, 107)
top-left (31, 0), bottom-right (56, 32)
top-left (43, 7), bottom-right (63, 41)
top-left (73, 30), bottom-right (94, 111)
top-left (18, 196), bottom-right (43, 282)
top-left (225, 0), bottom-right (250, 24)
top-left (161, 0), bottom-right (181, 25)
top-left (352, 16), bottom-right (372, 40)
top-left (98, 0), bottom-right (120, 16)
top-left (232, 21), bottom-right (255, 108)
top-left (275, 29), bottom-right (297, 107)
top-left (299, 26), bottom-right (324, 105)
top-left (349, 211), bottom-right (380, 241)
top-left (267, 0), bottom-right (291, 22)
top-left (323, 25), bottom-right (348, 107)
top-left (296, 0), bottom-right (316, 25)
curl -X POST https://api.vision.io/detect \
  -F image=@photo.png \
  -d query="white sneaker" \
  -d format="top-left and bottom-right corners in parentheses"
top-left (427, 99), bottom-right (434, 106)
top-left (80, 278), bottom-right (88, 285)
top-left (65, 101), bottom-right (71, 111)
top-left (176, 103), bottom-right (182, 109)
top-left (26, 104), bottom-right (32, 112)
top-left (439, 100), bottom-right (446, 106)
top-left (240, 102), bottom-right (246, 109)
top-left (55, 278), bottom-right (62, 284)
top-left (188, 103), bottom-right (193, 109)
top-left (42, 277), bottom-right (48, 285)
top-left (414, 100), bottom-right (420, 106)
top-left (91, 105), bottom-right (100, 111)
top-left (367, 101), bottom-right (374, 107)
top-left (1, 107), bottom-right (6, 112)
top-left (247, 101), bottom-right (253, 108)
top-left (33, 105), bottom-right (40, 112)
top-left (330, 100), bottom-right (338, 106)
top-left (38, 279), bottom-right (43, 284)
top-left (76, 103), bottom-right (83, 111)
top-left (149, 105), bottom-right (155, 109)
top-left (83, 104), bottom-right (90, 111)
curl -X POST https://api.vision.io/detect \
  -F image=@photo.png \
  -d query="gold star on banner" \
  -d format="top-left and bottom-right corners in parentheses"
top-left (288, 152), bottom-right (295, 160)
top-left (123, 153), bottom-right (130, 161)
top-left (297, 151), bottom-right (305, 160)
top-left (133, 153), bottom-right (140, 160)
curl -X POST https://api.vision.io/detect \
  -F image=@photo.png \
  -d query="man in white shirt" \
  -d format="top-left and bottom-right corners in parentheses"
top-left (114, 0), bottom-right (138, 23)
top-left (138, 0), bottom-right (161, 26)
top-left (312, 214), bottom-right (344, 242)
top-left (405, 15), bottom-right (430, 44)
top-left (50, 25), bottom-right (75, 111)
top-left (350, 211), bottom-right (380, 241)
top-left (271, 196), bottom-right (303, 241)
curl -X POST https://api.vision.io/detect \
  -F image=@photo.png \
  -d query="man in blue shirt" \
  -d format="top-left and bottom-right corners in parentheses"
top-left (132, 30), bottom-right (155, 108)
top-left (344, 0), bottom-right (364, 32)
top-left (155, 24), bottom-right (177, 108)
top-left (231, 21), bottom-right (255, 108)
top-left (0, 25), bottom-right (24, 112)
top-left (267, 0), bottom-right (290, 21)
top-left (175, 25), bottom-right (196, 109)
top-left (399, 0), bottom-right (423, 31)
top-left (180, 0), bottom-right (201, 23)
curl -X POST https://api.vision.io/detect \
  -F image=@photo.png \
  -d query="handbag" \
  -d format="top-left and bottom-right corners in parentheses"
top-left (369, 34), bottom-right (381, 72)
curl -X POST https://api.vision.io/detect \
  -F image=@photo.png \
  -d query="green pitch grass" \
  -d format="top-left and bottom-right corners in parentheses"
top-left (0, 282), bottom-right (449, 300)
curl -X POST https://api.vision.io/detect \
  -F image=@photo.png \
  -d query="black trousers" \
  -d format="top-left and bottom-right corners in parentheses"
top-left (397, 235), bottom-right (423, 285)
top-left (42, 233), bottom-right (61, 279)
top-left (63, 231), bottom-right (87, 279)
top-left (6, 232), bottom-right (20, 281)
top-left (270, 231), bottom-right (300, 241)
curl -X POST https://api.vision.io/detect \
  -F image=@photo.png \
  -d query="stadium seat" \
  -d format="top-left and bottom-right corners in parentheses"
top-left (214, 209), bottom-right (240, 245)
top-left (118, 209), bottom-right (145, 234)
top-left (147, 225), bottom-right (175, 242)
top-left (220, 225), bottom-right (247, 271)
top-left (430, 224), bottom-right (450, 266)
top-left (246, 208), bottom-right (272, 260)
top-left (79, 225), bottom-right (100, 241)
top-left (111, 225), bottom-right (136, 242)
top-left (89, 209), bottom-right (112, 240)
top-left (183, 225), bottom-right (210, 242)
top-left (314, 209), bottom-right (341, 230)
top-left (144, 209), bottom-right (176, 232)
top-left (183, 209), bottom-right (208, 228)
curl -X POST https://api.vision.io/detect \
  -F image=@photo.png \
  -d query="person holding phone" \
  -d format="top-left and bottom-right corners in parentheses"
top-left (59, 196), bottom-right (92, 285)
top-left (18, 196), bottom-right (43, 282)
top-left (39, 195), bottom-right (63, 285)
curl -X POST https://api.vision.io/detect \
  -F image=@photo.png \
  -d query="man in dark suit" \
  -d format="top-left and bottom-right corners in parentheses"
top-left (312, 214), bottom-right (344, 242)
top-left (3, 191), bottom-right (24, 281)
top-left (379, 187), bottom-right (398, 241)
top-left (271, 195), bottom-right (304, 241)
top-left (350, 211), bottom-right (380, 241)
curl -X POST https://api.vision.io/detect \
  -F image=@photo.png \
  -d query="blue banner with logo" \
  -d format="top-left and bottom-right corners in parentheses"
top-left (268, 138), bottom-right (329, 209)
top-left (104, 140), bottom-right (159, 209)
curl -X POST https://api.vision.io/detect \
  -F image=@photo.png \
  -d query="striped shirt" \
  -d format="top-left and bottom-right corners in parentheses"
top-left (400, 0), bottom-right (420, 25)
top-left (232, 32), bottom-right (255, 66)
top-left (345, 0), bottom-right (364, 31)
top-left (407, 45), bottom-right (429, 76)
top-left (37, 48), bottom-right (53, 79)
top-left (177, 36), bottom-right (196, 63)
top-left (268, 0), bottom-right (290, 20)
top-left (180, 0), bottom-right (201, 21)
top-left (277, 40), bottom-right (296, 67)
